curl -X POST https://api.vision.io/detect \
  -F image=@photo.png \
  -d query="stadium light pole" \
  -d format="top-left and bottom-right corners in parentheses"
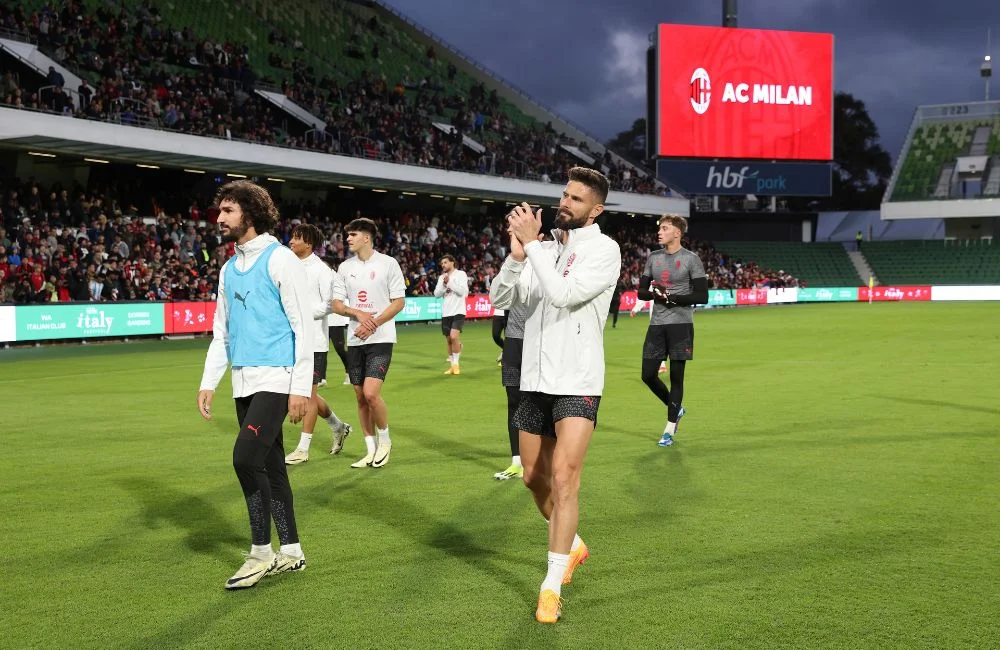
top-left (723, 0), bottom-right (737, 27)
top-left (982, 29), bottom-right (992, 101)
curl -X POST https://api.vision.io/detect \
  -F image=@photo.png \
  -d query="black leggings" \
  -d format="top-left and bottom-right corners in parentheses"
top-left (329, 325), bottom-right (349, 372)
top-left (640, 358), bottom-right (686, 423)
top-left (233, 392), bottom-right (299, 546)
top-left (492, 313), bottom-right (507, 350)
top-left (506, 385), bottom-right (520, 456)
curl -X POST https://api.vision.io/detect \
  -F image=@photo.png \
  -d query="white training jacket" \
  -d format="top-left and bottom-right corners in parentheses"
top-left (490, 223), bottom-right (621, 396)
top-left (199, 233), bottom-right (314, 399)
top-left (300, 253), bottom-right (335, 352)
top-left (433, 269), bottom-right (470, 317)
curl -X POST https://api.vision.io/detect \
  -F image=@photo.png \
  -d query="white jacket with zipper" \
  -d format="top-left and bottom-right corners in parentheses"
top-left (490, 223), bottom-right (621, 396)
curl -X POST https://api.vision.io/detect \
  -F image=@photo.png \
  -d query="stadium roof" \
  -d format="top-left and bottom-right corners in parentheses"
top-left (0, 108), bottom-right (687, 217)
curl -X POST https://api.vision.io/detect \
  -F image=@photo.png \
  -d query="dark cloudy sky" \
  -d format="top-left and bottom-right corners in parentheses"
top-left (384, 0), bottom-right (998, 161)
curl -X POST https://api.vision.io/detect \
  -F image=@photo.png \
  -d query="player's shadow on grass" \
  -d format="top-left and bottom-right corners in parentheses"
top-left (873, 395), bottom-right (1000, 416)
top-left (118, 477), bottom-right (244, 561)
top-left (403, 424), bottom-right (501, 471)
top-left (327, 481), bottom-right (535, 594)
top-left (125, 595), bottom-right (241, 650)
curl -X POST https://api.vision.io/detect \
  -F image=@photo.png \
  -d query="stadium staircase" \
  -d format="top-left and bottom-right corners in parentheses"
top-left (862, 240), bottom-right (1000, 285)
top-left (845, 246), bottom-right (877, 284)
top-left (712, 242), bottom-right (862, 287)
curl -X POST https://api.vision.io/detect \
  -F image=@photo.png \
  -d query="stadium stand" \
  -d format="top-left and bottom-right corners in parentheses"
top-left (861, 240), bottom-right (1000, 285)
top-left (0, 0), bottom-right (665, 194)
top-left (888, 109), bottom-right (1000, 202)
top-left (0, 171), bottom-right (806, 304)
top-left (711, 241), bottom-right (859, 287)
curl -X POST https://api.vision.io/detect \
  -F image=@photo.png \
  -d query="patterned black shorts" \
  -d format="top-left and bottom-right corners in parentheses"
top-left (642, 324), bottom-right (695, 361)
top-left (346, 343), bottom-right (393, 385)
top-left (512, 391), bottom-right (601, 438)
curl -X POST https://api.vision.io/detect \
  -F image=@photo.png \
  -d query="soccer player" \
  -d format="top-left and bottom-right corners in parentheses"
top-left (331, 217), bottom-right (406, 469)
top-left (434, 254), bottom-right (469, 375)
top-left (491, 272), bottom-right (530, 481)
top-left (492, 167), bottom-right (622, 624)
top-left (283, 224), bottom-right (352, 465)
top-left (636, 214), bottom-right (708, 447)
top-left (197, 180), bottom-right (311, 590)
top-left (490, 231), bottom-right (545, 480)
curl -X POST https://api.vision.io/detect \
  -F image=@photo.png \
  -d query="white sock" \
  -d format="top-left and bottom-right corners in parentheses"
top-left (297, 432), bottom-right (313, 451)
top-left (377, 426), bottom-right (391, 445)
top-left (279, 543), bottom-right (304, 559)
top-left (364, 435), bottom-right (377, 455)
top-left (512, 454), bottom-right (521, 467)
top-left (665, 421), bottom-right (677, 434)
top-left (250, 544), bottom-right (274, 560)
top-left (540, 552), bottom-right (570, 594)
top-left (453, 351), bottom-right (461, 364)
top-left (571, 534), bottom-right (582, 552)
top-left (325, 411), bottom-right (343, 429)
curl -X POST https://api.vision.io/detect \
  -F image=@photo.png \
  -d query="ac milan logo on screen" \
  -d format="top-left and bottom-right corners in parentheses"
top-left (357, 290), bottom-right (368, 302)
top-left (689, 67), bottom-right (711, 115)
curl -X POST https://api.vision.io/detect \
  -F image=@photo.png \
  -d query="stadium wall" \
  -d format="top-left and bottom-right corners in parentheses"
top-left (3, 286), bottom-right (998, 344)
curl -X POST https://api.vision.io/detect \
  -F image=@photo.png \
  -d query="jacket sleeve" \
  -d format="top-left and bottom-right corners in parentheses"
top-left (524, 239), bottom-right (621, 309)
top-left (452, 271), bottom-right (470, 298)
top-left (312, 264), bottom-right (334, 320)
top-left (433, 275), bottom-right (446, 297)
top-left (270, 249), bottom-right (314, 398)
top-left (489, 255), bottom-right (528, 310)
top-left (199, 261), bottom-right (230, 391)
top-left (668, 276), bottom-right (709, 306)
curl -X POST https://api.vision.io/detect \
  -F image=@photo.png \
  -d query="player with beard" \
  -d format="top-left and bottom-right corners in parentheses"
top-left (434, 254), bottom-right (469, 375)
top-left (636, 215), bottom-right (708, 447)
top-left (197, 180), bottom-right (312, 589)
top-left (491, 167), bottom-right (621, 624)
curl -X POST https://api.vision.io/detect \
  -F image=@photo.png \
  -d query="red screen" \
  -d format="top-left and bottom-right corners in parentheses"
top-left (657, 24), bottom-right (833, 160)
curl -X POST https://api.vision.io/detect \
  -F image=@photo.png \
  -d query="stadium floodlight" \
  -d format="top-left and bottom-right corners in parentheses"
top-left (402, 191), bottom-right (417, 196)
top-left (266, 177), bottom-right (285, 183)
top-left (84, 158), bottom-right (109, 164)
top-left (136, 163), bottom-right (159, 169)
top-left (184, 169), bottom-right (205, 174)
top-left (337, 185), bottom-right (354, 190)
top-left (28, 151), bottom-right (56, 157)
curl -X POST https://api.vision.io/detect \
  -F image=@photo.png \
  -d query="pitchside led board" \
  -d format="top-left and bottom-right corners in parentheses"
top-left (656, 24), bottom-right (834, 161)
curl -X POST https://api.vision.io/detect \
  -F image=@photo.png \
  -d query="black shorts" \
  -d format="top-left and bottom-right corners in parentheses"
top-left (312, 351), bottom-right (328, 385)
top-left (512, 392), bottom-right (601, 438)
top-left (346, 343), bottom-right (393, 385)
top-left (501, 336), bottom-right (523, 387)
top-left (441, 314), bottom-right (465, 335)
top-left (643, 324), bottom-right (694, 361)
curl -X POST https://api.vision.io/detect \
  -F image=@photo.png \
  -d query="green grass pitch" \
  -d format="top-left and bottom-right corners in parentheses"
top-left (2, 302), bottom-right (998, 649)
